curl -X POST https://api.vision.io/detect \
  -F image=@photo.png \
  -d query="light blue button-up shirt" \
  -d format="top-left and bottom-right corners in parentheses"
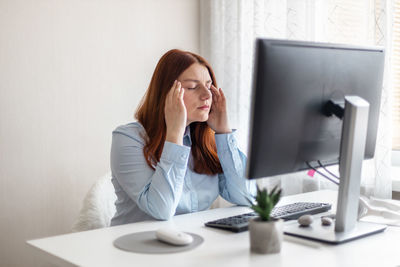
top-left (110, 122), bottom-right (256, 226)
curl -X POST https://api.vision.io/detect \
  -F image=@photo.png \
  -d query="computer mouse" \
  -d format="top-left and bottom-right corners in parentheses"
top-left (155, 227), bottom-right (194, 246)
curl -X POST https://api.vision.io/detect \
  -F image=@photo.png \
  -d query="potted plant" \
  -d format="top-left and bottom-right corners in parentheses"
top-left (248, 185), bottom-right (283, 254)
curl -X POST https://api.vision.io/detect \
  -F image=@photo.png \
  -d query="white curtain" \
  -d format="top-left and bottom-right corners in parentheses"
top-left (200, 0), bottom-right (393, 198)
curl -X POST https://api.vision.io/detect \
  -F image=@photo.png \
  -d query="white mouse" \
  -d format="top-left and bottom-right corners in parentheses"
top-left (155, 227), bottom-right (193, 246)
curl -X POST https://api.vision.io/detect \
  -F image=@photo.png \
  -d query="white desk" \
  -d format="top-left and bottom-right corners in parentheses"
top-left (27, 190), bottom-right (400, 267)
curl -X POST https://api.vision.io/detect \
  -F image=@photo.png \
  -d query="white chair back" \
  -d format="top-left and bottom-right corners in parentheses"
top-left (72, 172), bottom-right (116, 232)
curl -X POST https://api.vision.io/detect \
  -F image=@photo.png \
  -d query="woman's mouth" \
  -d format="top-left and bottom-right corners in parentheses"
top-left (198, 105), bottom-right (210, 110)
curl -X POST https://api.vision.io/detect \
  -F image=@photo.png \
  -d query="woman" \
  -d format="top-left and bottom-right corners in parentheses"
top-left (110, 49), bottom-right (256, 225)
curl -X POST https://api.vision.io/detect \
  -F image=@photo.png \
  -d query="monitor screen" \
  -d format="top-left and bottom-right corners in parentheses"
top-left (246, 38), bottom-right (385, 179)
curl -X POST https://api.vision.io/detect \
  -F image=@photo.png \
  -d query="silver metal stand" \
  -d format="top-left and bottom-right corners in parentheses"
top-left (284, 96), bottom-right (386, 244)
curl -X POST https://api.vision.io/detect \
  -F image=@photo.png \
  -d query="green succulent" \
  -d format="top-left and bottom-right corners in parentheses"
top-left (251, 185), bottom-right (282, 221)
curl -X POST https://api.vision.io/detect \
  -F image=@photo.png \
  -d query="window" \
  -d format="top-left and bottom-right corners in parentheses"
top-left (316, 0), bottom-right (400, 151)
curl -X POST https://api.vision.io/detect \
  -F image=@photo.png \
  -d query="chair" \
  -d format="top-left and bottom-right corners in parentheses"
top-left (72, 172), bottom-right (117, 232)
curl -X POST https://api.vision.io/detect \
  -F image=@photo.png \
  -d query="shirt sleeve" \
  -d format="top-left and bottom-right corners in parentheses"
top-left (215, 130), bottom-right (257, 206)
top-left (110, 131), bottom-right (190, 220)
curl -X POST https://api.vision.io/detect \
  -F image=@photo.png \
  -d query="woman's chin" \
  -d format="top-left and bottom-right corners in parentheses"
top-left (189, 115), bottom-right (209, 123)
top-left (199, 115), bottom-right (209, 122)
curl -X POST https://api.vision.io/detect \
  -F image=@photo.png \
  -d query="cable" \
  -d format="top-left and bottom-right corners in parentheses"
top-left (305, 162), bottom-right (339, 185)
top-left (317, 160), bottom-right (340, 180)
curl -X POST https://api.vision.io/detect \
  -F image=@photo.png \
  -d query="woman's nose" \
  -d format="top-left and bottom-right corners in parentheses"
top-left (200, 85), bottom-right (212, 99)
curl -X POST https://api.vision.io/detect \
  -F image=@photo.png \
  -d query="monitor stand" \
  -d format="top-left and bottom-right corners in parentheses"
top-left (284, 96), bottom-right (387, 244)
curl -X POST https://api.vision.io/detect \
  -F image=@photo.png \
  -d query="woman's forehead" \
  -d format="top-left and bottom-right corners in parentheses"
top-left (179, 63), bottom-right (211, 81)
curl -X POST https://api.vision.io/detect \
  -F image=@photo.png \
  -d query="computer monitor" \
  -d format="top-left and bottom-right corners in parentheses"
top-left (247, 39), bottom-right (384, 179)
top-left (246, 38), bottom-right (386, 243)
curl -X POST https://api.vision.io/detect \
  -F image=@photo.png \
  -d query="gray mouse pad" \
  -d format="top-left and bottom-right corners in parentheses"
top-left (113, 231), bottom-right (204, 254)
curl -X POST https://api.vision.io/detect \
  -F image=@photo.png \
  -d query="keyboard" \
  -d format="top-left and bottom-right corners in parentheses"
top-left (205, 202), bottom-right (332, 233)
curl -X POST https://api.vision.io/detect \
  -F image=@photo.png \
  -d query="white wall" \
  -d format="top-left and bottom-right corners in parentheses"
top-left (0, 0), bottom-right (199, 266)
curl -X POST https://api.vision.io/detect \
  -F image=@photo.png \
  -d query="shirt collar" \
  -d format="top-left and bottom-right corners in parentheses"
top-left (183, 126), bottom-right (192, 147)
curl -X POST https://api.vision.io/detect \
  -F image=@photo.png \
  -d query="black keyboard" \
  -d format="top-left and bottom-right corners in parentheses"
top-left (205, 202), bottom-right (332, 233)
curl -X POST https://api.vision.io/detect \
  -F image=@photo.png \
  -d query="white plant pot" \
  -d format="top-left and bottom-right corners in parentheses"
top-left (249, 217), bottom-right (283, 254)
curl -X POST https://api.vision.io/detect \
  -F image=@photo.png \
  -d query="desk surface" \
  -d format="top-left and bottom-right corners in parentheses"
top-left (27, 190), bottom-right (400, 267)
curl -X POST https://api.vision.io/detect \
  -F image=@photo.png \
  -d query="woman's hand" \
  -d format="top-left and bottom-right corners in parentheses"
top-left (165, 80), bottom-right (187, 145)
top-left (207, 85), bottom-right (231, 134)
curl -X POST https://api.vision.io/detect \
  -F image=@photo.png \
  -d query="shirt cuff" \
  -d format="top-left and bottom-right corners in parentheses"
top-left (215, 129), bottom-right (238, 153)
top-left (161, 141), bottom-right (191, 166)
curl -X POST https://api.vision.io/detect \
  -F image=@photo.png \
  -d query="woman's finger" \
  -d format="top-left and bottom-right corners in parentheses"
top-left (175, 81), bottom-right (183, 101)
top-left (210, 85), bottom-right (220, 101)
top-left (173, 80), bottom-right (180, 100)
top-left (167, 80), bottom-right (177, 103)
top-left (210, 84), bottom-right (219, 94)
top-left (179, 86), bottom-right (185, 102)
top-left (218, 87), bottom-right (225, 100)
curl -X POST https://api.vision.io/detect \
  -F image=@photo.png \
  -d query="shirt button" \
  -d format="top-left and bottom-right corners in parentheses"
top-left (181, 154), bottom-right (187, 160)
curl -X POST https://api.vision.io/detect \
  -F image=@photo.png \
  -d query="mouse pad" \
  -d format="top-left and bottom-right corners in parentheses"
top-left (113, 231), bottom-right (204, 254)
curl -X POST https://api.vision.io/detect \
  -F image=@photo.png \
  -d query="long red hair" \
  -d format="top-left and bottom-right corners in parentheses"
top-left (135, 49), bottom-right (223, 175)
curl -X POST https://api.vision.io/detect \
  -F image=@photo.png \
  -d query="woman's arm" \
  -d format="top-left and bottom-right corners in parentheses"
top-left (207, 86), bottom-right (256, 204)
top-left (111, 80), bottom-right (189, 220)
top-left (111, 131), bottom-right (190, 220)
top-left (215, 131), bottom-right (257, 205)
